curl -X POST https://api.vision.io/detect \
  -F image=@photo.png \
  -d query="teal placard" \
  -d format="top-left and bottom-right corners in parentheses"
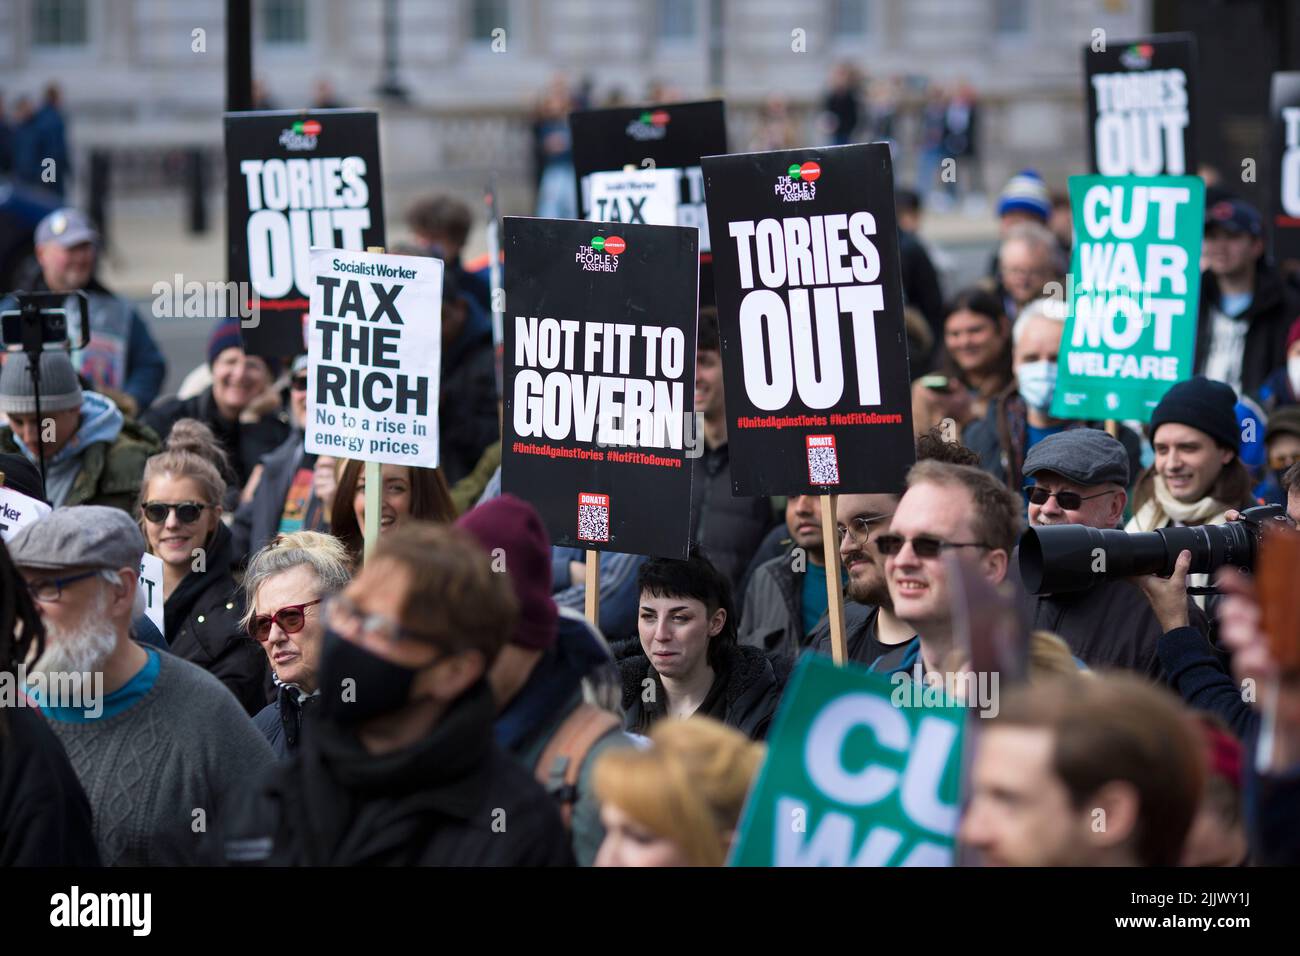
top-left (1052, 174), bottom-right (1205, 422)
top-left (729, 654), bottom-right (965, 867)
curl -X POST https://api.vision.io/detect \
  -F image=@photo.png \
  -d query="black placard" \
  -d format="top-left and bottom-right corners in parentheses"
top-left (224, 109), bottom-right (386, 357)
top-left (501, 217), bottom-right (699, 558)
top-left (703, 143), bottom-right (916, 497)
top-left (1270, 72), bottom-right (1300, 262)
top-left (1084, 33), bottom-right (1198, 177)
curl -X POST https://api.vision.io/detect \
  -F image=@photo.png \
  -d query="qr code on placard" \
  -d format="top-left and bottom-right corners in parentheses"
top-left (806, 436), bottom-right (840, 485)
top-left (577, 493), bottom-right (610, 542)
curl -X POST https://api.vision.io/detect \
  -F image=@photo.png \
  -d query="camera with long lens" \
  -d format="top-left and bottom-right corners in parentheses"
top-left (1019, 503), bottom-right (1292, 595)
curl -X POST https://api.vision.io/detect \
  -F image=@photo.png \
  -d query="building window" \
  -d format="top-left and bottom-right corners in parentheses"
top-left (993, 0), bottom-right (1029, 35)
top-left (831, 0), bottom-right (870, 37)
top-left (657, 0), bottom-right (697, 41)
top-left (471, 0), bottom-right (510, 42)
top-left (33, 0), bottom-right (88, 47)
top-left (262, 0), bottom-right (308, 45)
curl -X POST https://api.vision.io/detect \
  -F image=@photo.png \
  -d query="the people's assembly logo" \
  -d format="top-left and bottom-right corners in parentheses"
top-left (1119, 42), bottom-right (1155, 70)
top-left (279, 119), bottom-right (321, 151)
top-left (625, 110), bottom-right (670, 142)
top-left (775, 161), bottom-right (820, 202)
top-left (576, 235), bottom-right (625, 273)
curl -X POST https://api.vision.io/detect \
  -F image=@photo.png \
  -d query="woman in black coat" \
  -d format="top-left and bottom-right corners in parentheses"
top-left (139, 422), bottom-right (267, 714)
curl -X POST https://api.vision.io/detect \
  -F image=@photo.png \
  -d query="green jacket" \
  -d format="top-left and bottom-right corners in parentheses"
top-left (0, 418), bottom-right (160, 513)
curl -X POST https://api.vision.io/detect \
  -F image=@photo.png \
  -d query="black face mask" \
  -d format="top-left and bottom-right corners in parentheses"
top-left (317, 628), bottom-right (424, 725)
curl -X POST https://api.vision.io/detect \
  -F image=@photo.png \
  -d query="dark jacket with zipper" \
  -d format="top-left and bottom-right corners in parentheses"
top-left (689, 441), bottom-right (780, 600)
top-left (738, 550), bottom-right (805, 662)
top-left (163, 521), bottom-right (268, 715)
top-left (614, 638), bottom-right (783, 741)
top-left (1194, 263), bottom-right (1300, 397)
top-left (219, 679), bottom-right (574, 866)
top-left (254, 684), bottom-right (319, 759)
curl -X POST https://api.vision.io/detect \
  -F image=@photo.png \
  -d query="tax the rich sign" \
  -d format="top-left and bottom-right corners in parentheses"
top-left (703, 143), bottom-right (915, 497)
top-left (225, 110), bottom-right (386, 357)
top-left (1052, 175), bottom-right (1204, 422)
top-left (501, 218), bottom-right (699, 558)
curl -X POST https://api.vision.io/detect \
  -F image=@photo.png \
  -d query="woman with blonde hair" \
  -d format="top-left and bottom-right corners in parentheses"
top-left (138, 419), bottom-right (267, 713)
top-left (593, 717), bottom-right (764, 867)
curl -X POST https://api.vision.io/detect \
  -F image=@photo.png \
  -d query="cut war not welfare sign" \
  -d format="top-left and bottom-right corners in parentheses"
top-left (225, 110), bottom-right (386, 357)
top-left (703, 143), bottom-right (916, 496)
top-left (304, 248), bottom-right (442, 468)
top-left (1053, 175), bottom-right (1204, 422)
top-left (730, 655), bottom-right (964, 867)
top-left (501, 218), bottom-right (698, 559)
top-left (1085, 33), bottom-right (1197, 177)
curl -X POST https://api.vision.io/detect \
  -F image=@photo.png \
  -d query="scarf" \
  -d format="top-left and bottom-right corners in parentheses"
top-left (1129, 476), bottom-right (1231, 531)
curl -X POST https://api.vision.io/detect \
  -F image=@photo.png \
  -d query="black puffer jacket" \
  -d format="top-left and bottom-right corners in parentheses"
top-left (219, 679), bottom-right (574, 866)
top-left (163, 521), bottom-right (268, 715)
top-left (614, 638), bottom-right (783, 740)
top-left (689, 442), bottom-right (780, 600)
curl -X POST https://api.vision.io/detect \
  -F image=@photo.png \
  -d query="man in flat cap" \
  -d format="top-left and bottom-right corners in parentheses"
top-left (8, 505), bottom-right (273, 865)
top-left (1017, 428), bottom-right (1205, 677)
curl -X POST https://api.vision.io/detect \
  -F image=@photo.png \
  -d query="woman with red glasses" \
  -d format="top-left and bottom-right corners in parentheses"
top-left (138, 420), bottom-right (267, 715)
top-left (240, 530), bottom-right (352, 758)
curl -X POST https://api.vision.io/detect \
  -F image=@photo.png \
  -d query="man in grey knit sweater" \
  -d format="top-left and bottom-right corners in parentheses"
top-left (9, 506), bottom-right (274, 866)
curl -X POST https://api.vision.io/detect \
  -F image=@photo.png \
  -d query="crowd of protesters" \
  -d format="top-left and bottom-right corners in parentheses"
top-left (2, 81), bottom-right (1300, 868)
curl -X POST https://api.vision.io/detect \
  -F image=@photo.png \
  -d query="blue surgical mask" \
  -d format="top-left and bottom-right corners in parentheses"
top-left (1017, 360), bottom-right (1057, 413)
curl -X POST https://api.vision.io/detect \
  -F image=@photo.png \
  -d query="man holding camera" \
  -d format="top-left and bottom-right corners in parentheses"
top-left (1019, 428), bottom-right (1181, 677)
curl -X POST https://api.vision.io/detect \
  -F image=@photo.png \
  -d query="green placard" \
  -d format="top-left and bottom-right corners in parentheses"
top-left (729, 654), bottom-right (965, 867)
top-left (1052, 174), bottom-right (1205, 422)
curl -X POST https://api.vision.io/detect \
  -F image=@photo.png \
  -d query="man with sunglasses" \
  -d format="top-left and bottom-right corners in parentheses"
top-left (1018, 428), bottom-right (1201, 677)
top-left (7, 506), bottom-right (274, 865)
top-left (221, 522), bottom-right (572, 866)
top-left (231, 355), bottom-right (337, 564)
top-left (869, 460), bottom-right (1021, 679)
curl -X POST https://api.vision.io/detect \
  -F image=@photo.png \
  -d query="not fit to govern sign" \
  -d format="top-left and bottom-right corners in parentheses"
top-left (304, 248), bottom-right (442, 467)
top-left (1053, 175), bottom-right (1204, 422)
top-left (703, 143), bottom-right (916, 497)
top-left (730, 655), bottom-right (964, 867)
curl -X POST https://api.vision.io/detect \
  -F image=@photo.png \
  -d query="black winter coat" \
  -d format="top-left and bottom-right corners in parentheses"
top-left (1194, 263), bottom-right (1300, 397)
top-left (690, 442), bottom-right (780, 600)
top-left (219, 680), bottom-right (574, 866)
top-left (0, 705), bottom-right (101, 866)
top-left (163, 522), bottom-right (268, 715)
top-left (253, 685), bottom-right (318, 759)
top-left (141, 387), bottom-right (289, 508)
top-left (615, 639), bottom-right (783, 741)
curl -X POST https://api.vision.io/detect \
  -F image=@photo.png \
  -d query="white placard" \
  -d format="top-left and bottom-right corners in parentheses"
top-left (304, 247), bottom-right (443, 468)
top-left (0, 485), bottom-right (51, 543)
top-left (587, 168), bottom-right (681, 228)
top-left (138, 551), bottom-right (164, 636)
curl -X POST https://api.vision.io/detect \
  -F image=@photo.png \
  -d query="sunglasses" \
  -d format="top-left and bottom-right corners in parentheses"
top-left (1023, 486), bottom-right (1114, 510)
top-left (249, 598), bottom-right (322, 642)
top-left (291, 375), bottom-right (309, 391)
top-left (141, 501), bottom-right (210, 524)
top-left (873, 533), bottom-right (990, 558)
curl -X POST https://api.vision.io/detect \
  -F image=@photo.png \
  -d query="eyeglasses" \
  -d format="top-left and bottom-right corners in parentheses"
top-left (835, 512), bottom-right (893, 547)
top-left (1023, 486), bottom-right (1114, 510)
top-left (291, 375), bottom-right (308, 391)
top-left (325, 593), bottom-right (433, 646)
top-left (1269, 451), bottom-right (1300, 471)
top-left (873, 534), bottom-right (991, 559)
top-left (141, 501), bottom-right (209, 525)
top-left (249, 599), bottom-right (322, 642)
top-left (25, 569), bottom-right (101, 603)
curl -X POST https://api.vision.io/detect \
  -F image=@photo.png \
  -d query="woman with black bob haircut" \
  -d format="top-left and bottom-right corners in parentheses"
top-left (614, 547), bottom-right (783, 741)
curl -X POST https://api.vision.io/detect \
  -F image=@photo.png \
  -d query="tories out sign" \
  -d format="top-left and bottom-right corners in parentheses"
top-left (703, 143), bottom-right (915, 496)
top-left (1270, 72), bottom-right (1300, 262)
top-left (1052, 175), bottom-right (1204, 421)
top-left (501, 218), bottom-right (698, 558)
top-left (730, 655), bottom-right (965, 867)
top-left (225, 110), bottom-right (386, 356)
top-left (304, 248), bottom-right (442, 468)
top-left (1085, 33), bottom-right (1197, 177)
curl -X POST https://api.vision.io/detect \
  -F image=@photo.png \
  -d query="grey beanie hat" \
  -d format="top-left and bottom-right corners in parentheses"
top-left (0, 351), bottom-right (83, 414)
